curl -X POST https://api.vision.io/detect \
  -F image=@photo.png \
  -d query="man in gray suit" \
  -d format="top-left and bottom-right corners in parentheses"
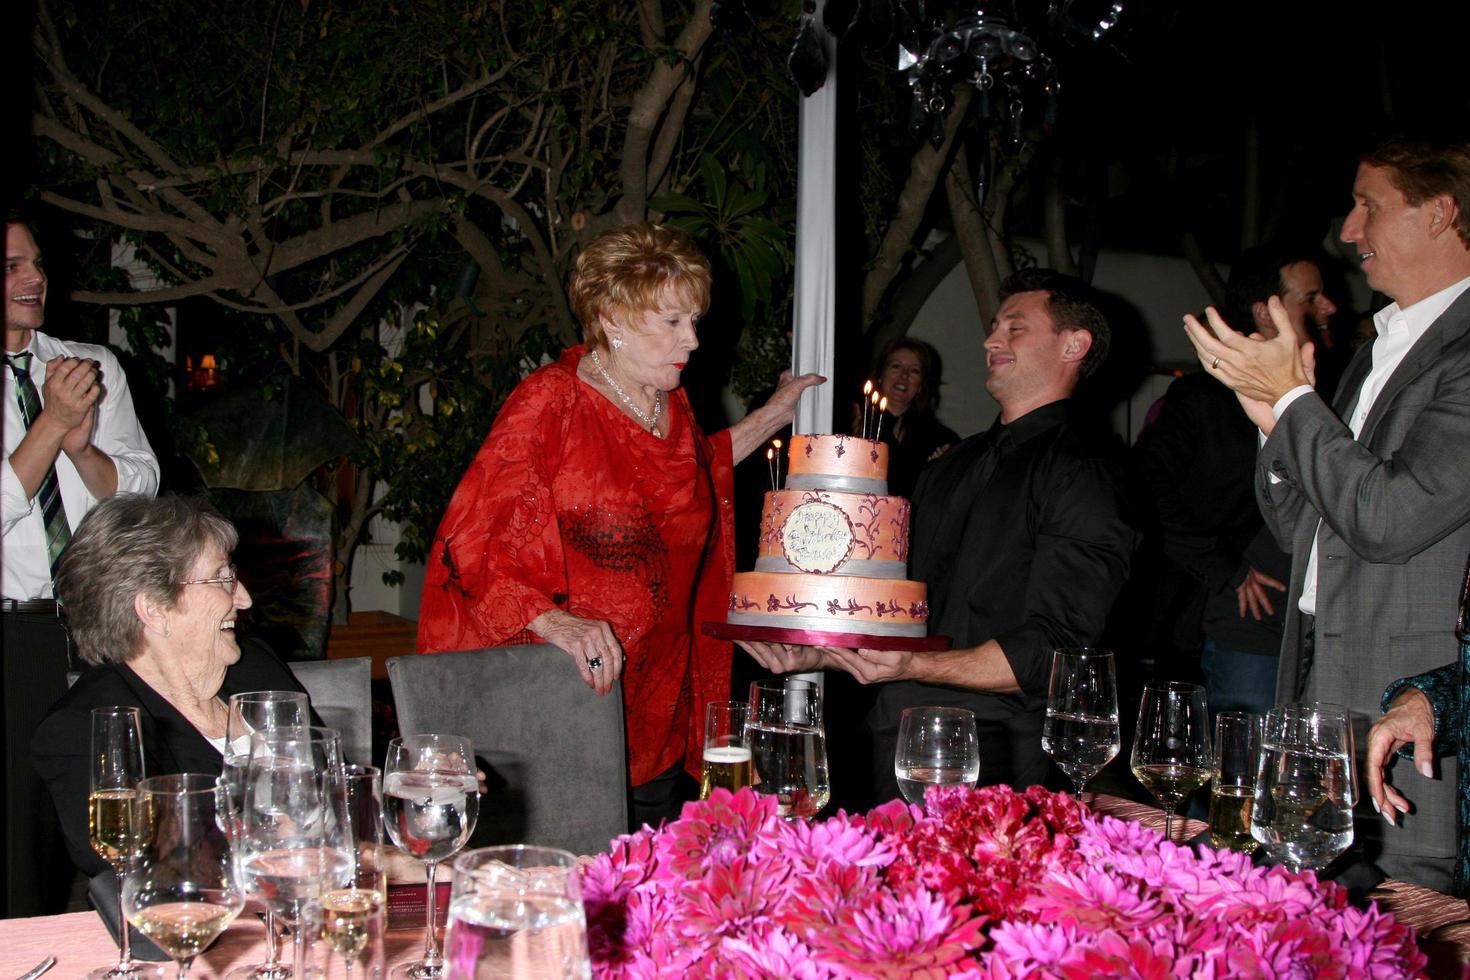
top-left (1184, 137), bottom-right (1470, 891)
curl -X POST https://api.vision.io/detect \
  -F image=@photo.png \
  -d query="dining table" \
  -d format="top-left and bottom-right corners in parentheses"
top-left (2, 794), bottom-right (1466, 979)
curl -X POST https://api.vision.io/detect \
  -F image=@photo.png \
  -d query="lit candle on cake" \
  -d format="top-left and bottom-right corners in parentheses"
top-left (766, 447), bottom-right (776, 491)
top-left (773, 438), bottom-right (783, 489)
top-left (876, 396), bottom-right (889, 441)
top-left (862, 379), bottom-right (873, 436)
top-left (869, 390), bottom-right (881, 439)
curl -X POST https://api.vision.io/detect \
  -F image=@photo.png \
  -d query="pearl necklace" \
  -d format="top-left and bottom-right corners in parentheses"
top-left (588, 348), bottom-right (664, 436)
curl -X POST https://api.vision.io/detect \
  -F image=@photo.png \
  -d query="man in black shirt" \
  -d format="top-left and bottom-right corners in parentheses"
top-left (744, 270), bottom-right (1135, 801)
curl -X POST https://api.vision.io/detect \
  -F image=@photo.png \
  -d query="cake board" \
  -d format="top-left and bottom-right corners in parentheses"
top-left (703, 621), bottom-right (952, 652)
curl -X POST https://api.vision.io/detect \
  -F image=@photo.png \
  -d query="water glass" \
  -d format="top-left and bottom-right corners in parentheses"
top-left (699, 701), bottom-right (752, 799)
top-left (894, 706), bottom-right (980, 804)
top-left (445, 846), bottom-right (590, 980)
top-left (1208, 712), bottom-right (1263, 852)
top-left (1041, 648), bottom-right (1121, 798)
top-left (1251, 702), bottom-right (1357, 870)
top-left (747, 679), bottom-right (830, 819)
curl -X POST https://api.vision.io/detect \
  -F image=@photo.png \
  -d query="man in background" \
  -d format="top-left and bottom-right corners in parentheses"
top-left (3, 213), bottom-right (158, 915)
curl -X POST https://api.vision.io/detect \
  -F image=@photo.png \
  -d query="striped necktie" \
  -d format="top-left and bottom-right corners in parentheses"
top-left (5, 352), bottom-right (72, 578)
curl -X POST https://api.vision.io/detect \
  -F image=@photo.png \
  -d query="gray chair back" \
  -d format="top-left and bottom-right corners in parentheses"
top-left (288, 657), bottom-right (373, 767)
top-left (387, 645), bottom-right (627, 857)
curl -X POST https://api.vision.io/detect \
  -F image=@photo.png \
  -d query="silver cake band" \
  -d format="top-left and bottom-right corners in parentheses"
top-left (727, 611), bottom-right (926, 637)
top-left (754, 556), bottom-right (907, 578)
top-left (784, 473), bottom-right (888, 495)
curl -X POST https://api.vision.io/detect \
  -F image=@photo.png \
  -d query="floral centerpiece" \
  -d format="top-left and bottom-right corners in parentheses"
top-left (580, 785), bottom-right (1427, 978)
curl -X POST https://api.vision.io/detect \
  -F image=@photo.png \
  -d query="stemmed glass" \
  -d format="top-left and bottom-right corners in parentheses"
top-left (1130, 681), bottom-right (1212, 841)
top-left (236, 726), bottom-right (354, 979)
top-left (1041, 648), bottom-right (1121, 799)
top-left (1251, 702), bottom-right (1357, 870)
top-left (894, 706), bottom-right (980, 804)
top-left (222, 691), bottom-right (309, 980)
top-left (383, 733), bottom-right (480, 979)
top-left (747, 679), bottom-right (830, 819)
top-left (88, 706), bottom-right (168, 979)
top-left (122, 774), bottom-right (246, 979)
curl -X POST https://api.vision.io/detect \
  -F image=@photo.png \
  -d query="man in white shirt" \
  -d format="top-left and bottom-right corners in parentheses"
top-left (1184, 138), bottom-right (1470, 891)
top-left (3, 215), bottom-right (159, 915)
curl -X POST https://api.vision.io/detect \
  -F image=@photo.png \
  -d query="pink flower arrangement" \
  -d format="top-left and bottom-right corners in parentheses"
top-left (580, 785), bottom-right (1428, 978)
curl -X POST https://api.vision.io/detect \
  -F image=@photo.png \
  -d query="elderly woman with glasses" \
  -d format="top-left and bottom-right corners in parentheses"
top-left (30, 493), bottom-right (309, 880)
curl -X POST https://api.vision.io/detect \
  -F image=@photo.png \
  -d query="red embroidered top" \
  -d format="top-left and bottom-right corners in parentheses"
top-left (416, 347), bottom-right (736, 785)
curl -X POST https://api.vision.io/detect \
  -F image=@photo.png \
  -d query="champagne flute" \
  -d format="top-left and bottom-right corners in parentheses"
top-left (894, 706), bottom-right (980, 804)
top-left (1041, 648), bottom-right (1121, 798)
top-left (122, 774), bottom-right (246, 979)
top-left (1208, 711), bottom-right (1263, 852)
top-left (1251, 702), bottom-right (1357, 870)
top-left (699, 701), bottom-right (753, 799)
top-left (746, 679), bottom-right (830, 819)
top-left (306, 764), bottom-right (387, 979)
top-left (383, 733), bottom-right (480, 979)
top-left (88, 707), bottom-right (168, 980)
top-left (1130, 681), bottom-right (1211, 841)
top-left (237, 726), bottom-right (354, 979)
top-left (223, 691), bottom-right (309, 980)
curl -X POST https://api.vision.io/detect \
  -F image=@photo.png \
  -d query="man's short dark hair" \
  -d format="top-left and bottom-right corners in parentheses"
top-left (1363, 137), bottom-right (1470, 249)
top-left (1224, 244), bottom-right (1321, 330)
top-left (998, 268), bottom-right (1111, 378)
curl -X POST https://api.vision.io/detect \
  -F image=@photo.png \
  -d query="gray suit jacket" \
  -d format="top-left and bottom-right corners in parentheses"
top-left (1258, 282), bottom-right (1470, 886)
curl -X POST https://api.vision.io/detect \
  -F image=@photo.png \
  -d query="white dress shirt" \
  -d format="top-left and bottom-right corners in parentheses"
top-left (1271, 274), bottom-right (1470, 615)
top-left (2, 331), bottom-right (160, 599)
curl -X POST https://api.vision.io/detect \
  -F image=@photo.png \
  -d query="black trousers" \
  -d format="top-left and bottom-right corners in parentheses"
top-left (2, 610), bottom-right (75, 916)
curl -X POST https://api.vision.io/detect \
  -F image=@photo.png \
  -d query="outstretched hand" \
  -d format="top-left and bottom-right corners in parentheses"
top-left (1365, 688), bottom-right (1437, 825)
top-left (763, 370), bottom-right (826, 418)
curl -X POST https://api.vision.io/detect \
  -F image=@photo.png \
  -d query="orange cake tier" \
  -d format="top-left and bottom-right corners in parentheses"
top-left (785, 435), bottom-right (888, 494)
top-left (727, 572), bottom-right (928, 638)
top-left (754, 490), bottom-right (910, 578)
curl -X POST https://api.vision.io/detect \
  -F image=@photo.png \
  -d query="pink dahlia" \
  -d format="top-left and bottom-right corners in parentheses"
top-left (1027, 868), bottom-right (1166, 933)
top-left (809, 881), bottom-right (986, 978)
top-left (654, 787), bottom-right (782, 882)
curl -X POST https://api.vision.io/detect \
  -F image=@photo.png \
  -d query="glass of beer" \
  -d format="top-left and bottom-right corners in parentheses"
top-left (700, 701), bottom-right (753, 798)
top-left (1208, 711), bottom-right (1262, 852)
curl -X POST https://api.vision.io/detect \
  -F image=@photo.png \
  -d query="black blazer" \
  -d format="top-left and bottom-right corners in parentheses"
top-left (30, 639), bottom-right (309, 879)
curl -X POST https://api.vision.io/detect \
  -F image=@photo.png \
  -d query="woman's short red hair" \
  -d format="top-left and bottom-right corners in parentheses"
top-left (569, 223), bottom-right (712, 349)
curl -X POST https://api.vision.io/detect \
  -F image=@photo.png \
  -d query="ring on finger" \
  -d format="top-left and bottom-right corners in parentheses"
top-left (587, 656), bottom-right (604, 670)
top-left (1211, 355), bottom-right (1220, 370)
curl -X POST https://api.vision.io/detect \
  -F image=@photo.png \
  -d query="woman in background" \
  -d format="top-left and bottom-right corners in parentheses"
top-left (856, 338), bottom-right (959, 498)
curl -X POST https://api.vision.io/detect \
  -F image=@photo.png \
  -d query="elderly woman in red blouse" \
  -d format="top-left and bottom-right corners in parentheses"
top-left (418, 223), bottom-right (821, 826)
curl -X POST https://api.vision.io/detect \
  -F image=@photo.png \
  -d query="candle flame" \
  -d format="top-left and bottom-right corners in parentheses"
top-left (863, 379), bottom-right (873, 395)
top-left (879, 396), bottom-right (889, 412)
top-left (766, 448), bottom-right (774, 460)
top-left (871, 390), bottom-right (880, 405)
top-left (773, 438), bottom-right (782, 450)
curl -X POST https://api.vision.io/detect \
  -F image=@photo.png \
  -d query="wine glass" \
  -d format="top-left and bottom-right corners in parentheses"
top-left (699, 701), bottom-right (753, 799)
top-left (894, 706), bottom-right (980, 804)
top-left (1130, 680), bottom-right (1211, 841)
top-left (236, 726), bottom-right (353, 979)
top-left (88, 707), bottom-right (168, 980)
top-left (1251, 702), bottom-right (1357, 871)
top-left (122, 774), bottom-right (246, 979)
top-left (1041, 647), bottom-right (1121, 798)
top-left (222, 691), bottom-right (309, 980)
top-left (383, 733), bottom-right (480, 979)
top-left (746, 679), bottom-right (830, 819)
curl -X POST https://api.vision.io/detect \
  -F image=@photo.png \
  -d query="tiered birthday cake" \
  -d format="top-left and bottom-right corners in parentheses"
top-left (723, 434), bottom-right (932, 641)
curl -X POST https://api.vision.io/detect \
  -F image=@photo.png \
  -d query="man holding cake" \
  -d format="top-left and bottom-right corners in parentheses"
top-left (743, 269), bottom-right (1134, 801)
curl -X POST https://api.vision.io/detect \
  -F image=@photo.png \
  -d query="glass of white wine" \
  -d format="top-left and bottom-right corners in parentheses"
top-left (747, 679), bottom-right (830, 819)
top-left (306, 763), bottom-right (387, 979)
top-left (699, 701), bottom-right (753, 799)
top-left (894, 706), bottom-right (980, 804)
top-left (1208, 711), bottom-right (1262, 852)
top-left (1130, 680), bottom-right (1211, 841)
top-left (122, 774), bottom-right (246, 979)
top-left (1041, 648), bottom-right (1120, 799)
top-left (221, 690), bottom-right (309, 980)
top-left (1251, 702), bottom-right (1357, 871)
top-left (383, 733), bottom-right (480, 980)
top-left (89, 706), bottom-right (168, 980)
